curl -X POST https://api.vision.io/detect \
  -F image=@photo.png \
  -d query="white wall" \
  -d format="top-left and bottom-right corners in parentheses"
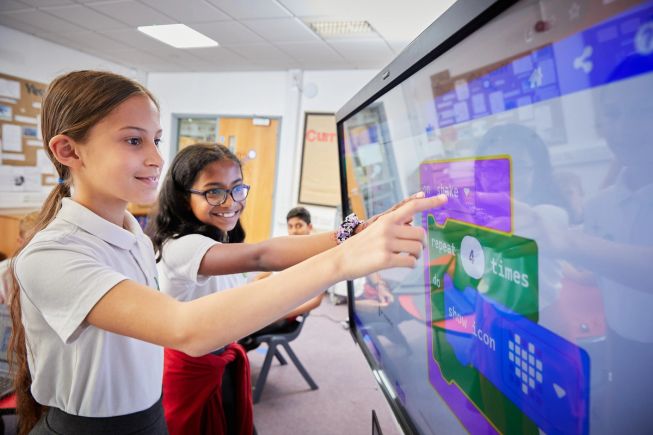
top-left (0, 25), bottom-right (146, 87)
top-left (0, 25), bottom-right (147, 209)
top-left (148, 69), bottom-right (376, 237)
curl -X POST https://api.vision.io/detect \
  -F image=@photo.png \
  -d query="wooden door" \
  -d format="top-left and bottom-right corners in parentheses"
top-left (217, 118), bottom-right (279, 243)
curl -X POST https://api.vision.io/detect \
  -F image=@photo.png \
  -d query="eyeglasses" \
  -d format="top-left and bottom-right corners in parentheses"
top-left (189, 184), bottom-right (250, 206)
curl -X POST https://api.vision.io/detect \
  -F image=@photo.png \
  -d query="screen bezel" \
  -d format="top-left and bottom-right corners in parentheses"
top-left (336, 1), bottom-right (520, 433)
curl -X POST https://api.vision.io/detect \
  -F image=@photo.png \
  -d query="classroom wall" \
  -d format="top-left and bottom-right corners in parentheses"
top-left (0, 24), bottom-right (147, 209)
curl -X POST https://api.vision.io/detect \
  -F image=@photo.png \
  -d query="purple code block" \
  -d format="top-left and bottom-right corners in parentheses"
top-left (420, 157), bottom-right (512, 233)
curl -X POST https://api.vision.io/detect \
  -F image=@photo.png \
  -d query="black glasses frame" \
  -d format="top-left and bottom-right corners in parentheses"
top-left (188, 184), bottom-right (251, 206)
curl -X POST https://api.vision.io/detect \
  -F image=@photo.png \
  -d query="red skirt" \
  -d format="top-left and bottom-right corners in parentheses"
top-left (162, 344), bottom-right (254, 435)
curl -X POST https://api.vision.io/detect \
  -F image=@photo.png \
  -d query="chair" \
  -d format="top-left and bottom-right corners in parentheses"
top-left (247, 313), bottom-right (318, 403)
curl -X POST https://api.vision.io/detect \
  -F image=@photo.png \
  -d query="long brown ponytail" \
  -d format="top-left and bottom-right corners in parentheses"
top-left (8, 70), bottom-right (158, 434)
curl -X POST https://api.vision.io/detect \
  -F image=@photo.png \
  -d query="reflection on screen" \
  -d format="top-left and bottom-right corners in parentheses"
top-left (342, 1), bottom-right (653, 434)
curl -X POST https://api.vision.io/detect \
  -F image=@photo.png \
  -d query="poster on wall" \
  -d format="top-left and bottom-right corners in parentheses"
top-left (0, 72), bottom-right (56, 199)
top-left (298, 113), bottom-right (340, 207)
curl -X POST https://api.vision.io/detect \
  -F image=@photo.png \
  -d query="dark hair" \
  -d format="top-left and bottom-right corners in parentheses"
top-left (9, 70), bottom-right (157, 435)
top-left (147, 143), bottom-right (245, 260)
top-left (286, 206), bottom-right (311, 225)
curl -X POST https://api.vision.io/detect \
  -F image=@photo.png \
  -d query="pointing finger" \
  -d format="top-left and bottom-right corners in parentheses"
top-left (389, 194), bottom-right (448, 224)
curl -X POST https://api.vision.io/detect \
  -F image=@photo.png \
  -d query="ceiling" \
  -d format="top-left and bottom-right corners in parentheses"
top-left (0, 0), bottom-right (456, 73)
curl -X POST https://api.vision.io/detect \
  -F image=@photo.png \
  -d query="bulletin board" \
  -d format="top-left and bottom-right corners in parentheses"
top-left (0, 72), bottom-right (56, 193)
top-left (298, 112), bottom-right (340, 207)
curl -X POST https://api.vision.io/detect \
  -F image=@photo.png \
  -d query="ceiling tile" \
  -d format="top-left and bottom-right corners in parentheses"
top-left (190, 21), bottom-right (264, 46)
top-left (241, 17), bottom-right (318, 43)
top-left (180, 46), bottom-right (246, 62)
top-left (349, 60), bottom-right (386, 69)
top-left (251, 57), bottom-right (300, 70)
top-left (0, 1), bottom-right (34, 12)
top-left (29, 31), bottom-right (83, 49)
top-left (100, 28), bottom-right (184, 54)
top-left (140, 0), bottom-right (230, 24)
top-left (100, 48), bottom-right (185, 71)
top-left (276, 41), bottom-right (343, 62)
top-left (2, 9), bottom-right (77, 33)
top-left (86, 0), bottom-right (175, 27)
top-left (275, 0), bottom-right (341, 18)
top-left (47, 30), bottom-right (132, 51)
top-left (0, 14), bottom-right (48, 34)
top-left (328, 39), bottom-right (395, 62)
top-left (17, 0), bottom-right (74, 6)
top-left (205, 0), bottom-right (291, 20)
top-left (101, 29), bottom-right (224, 66)
top-left (41, 4), bottom-right (127, 30)
top-left (300, 58), bottom-right (353, 70)
top-left (225, 43), bottom-right (294, 61)
top-left (152, 49), bottom-right (259, 72)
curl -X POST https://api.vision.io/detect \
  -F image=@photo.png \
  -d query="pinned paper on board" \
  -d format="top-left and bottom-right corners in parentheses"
top-left (23, 126), bottom-right (38, 138)
top-left (0, 72), bottom-right (50, 202)
top-left (0, 165), bottom-right (35, 192)
top-left (0, 78), bottom-right (20, 100)
top-left (0, 105), bottom-right (11, 121)
top-left (15, 115), bottom-right (37, 124)
top-left (1, 124), bottom-right (22, 152)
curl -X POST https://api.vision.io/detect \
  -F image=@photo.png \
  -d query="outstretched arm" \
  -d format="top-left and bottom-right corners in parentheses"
top-left (199, 192), bottom-right (430, 276)
top-left (283, 293), bottom-right (323, 319)
top-left (198, 231), bottom-right (337, 276)
top-left (87, 194), bottom-right (448, 356)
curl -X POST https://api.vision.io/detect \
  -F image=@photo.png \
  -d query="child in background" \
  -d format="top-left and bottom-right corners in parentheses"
top-left (10, 70), bottom-right (447, 435)
top-left (241, 205), bottom-right (324, 348)
top-left (0, 212), bottom-right (39, 304)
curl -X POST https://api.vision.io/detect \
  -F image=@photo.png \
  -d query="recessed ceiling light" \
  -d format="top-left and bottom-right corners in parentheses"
top-left (307, 21), bottom-right (376, 38)
top-left (137, 24), bottom-right (218, 49)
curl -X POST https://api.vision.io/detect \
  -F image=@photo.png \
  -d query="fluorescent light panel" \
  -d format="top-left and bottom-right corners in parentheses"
top-left (137, 24), bottom-right (218, 49)
top-left (308, 20), bottom-right (375, 37)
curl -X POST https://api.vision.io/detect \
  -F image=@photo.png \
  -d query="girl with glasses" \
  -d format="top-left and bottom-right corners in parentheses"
top-left (148, 143), bottom-right (259, 434)
top-left (147, 143), bottom-right (444, 434)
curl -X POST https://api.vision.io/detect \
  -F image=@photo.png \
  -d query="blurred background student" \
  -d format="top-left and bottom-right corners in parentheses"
top-left (240, 206), bottom-right (324, 350)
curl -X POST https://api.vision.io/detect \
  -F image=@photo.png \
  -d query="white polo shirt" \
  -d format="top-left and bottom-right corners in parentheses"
top-left (158, 234), bottom-right (246, 302)
top-left (14, 198), bottom-right (163, 417)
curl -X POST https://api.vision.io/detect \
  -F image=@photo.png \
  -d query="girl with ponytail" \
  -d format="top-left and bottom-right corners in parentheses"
top-left (9, 70), bottom-right (446, 434)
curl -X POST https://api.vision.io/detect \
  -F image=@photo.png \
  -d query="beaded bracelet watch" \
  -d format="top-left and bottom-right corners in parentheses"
top-left (336, 213), bottom-right (365, 244)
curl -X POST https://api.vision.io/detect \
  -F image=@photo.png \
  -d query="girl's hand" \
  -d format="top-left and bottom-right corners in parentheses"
top-left (354, 191), bottom-right (427, 235)
top-left (336, 194), bottom-right (448, 281)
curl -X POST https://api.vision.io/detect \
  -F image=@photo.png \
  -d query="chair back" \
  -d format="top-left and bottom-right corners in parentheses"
top-left (255, 313), bottom-right (309, 343)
